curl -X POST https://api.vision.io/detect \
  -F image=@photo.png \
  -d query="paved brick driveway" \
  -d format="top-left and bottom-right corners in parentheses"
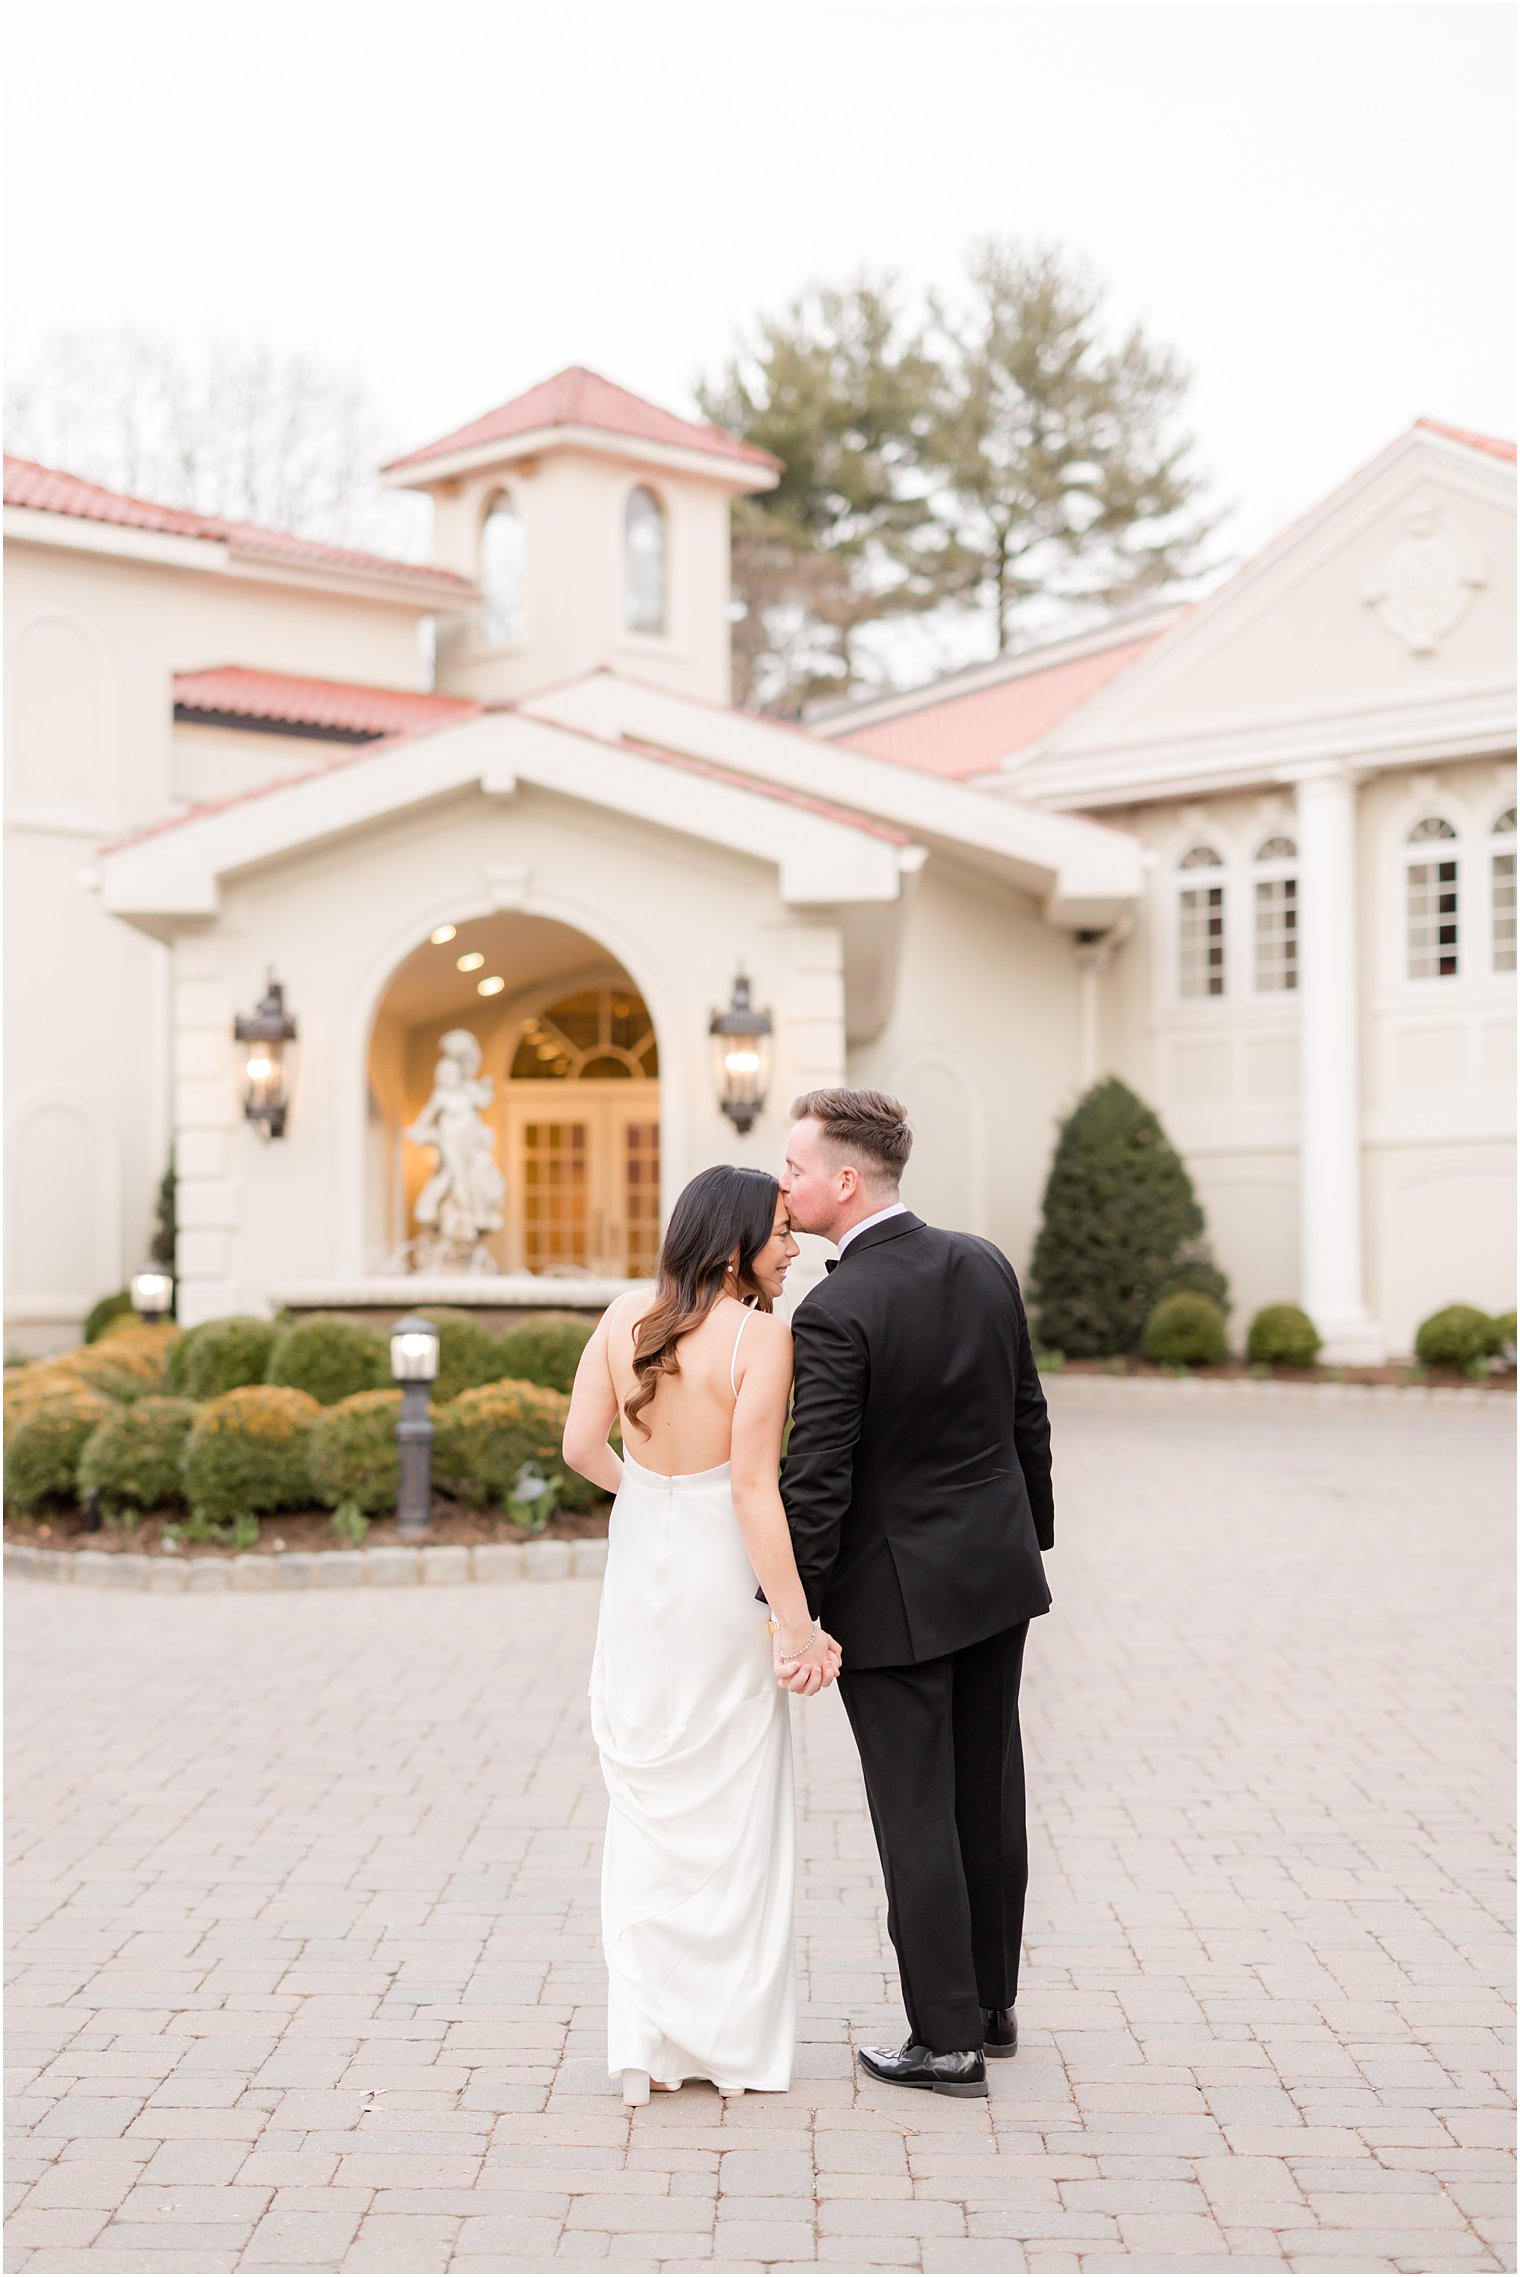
top-left (6, 1383), bottom-right (1514, 2274)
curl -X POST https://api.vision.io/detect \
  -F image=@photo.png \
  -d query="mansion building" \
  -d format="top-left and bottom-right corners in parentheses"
top-left (4, 369), bottom-right (1514, 1359)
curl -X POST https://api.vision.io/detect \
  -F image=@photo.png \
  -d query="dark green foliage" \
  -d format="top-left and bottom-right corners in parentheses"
top-left (78, 1396), bottom-right (198, 1513)
top-left (180, 1384), bottom-right (319, 1524)
top-left (309, 1389), bottom-right (402, 1516)
top-left (416, 1309), bottom-right (509, 1406)
top-left (1493, 1310), bottom-right (1517, 1357)
top-left (150, 1156), bottom-right (177, 1275)
top-left (166, 1316), bottom-right (276, 1400)
top-left (1246, 1304), bottom-right (1323, 1368)
top-left (84, 1290), bottom-right (133, 1344)
top-left (1140, 1292), bottom-right (1228, 1367)
top-left (266, 1316), bottom-right (386, 1406)
top-left (1027, 1077), bottom-right (1229, 1357)
top-left (434, 1380), bottom-right (569, 1508)
top-left (5, 1384), bottom-right (117, 1509)
top-left (1413, 1305), bottom-right (1500, 1372)
top-left (495, 1319), bottom-right (595, 1397)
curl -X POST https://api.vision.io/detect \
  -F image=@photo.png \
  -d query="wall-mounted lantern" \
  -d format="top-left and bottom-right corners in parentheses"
top-left (710, 970), bottom-right (774, 1136)
top-left (129, 1266), bottom-right (174, 1324)
top-left (390, 1313), bottom-right (440, 1540)
top-left (233, 975), bottom-right (298, 1139)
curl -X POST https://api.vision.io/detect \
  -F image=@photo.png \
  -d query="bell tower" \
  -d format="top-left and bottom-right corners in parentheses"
top-left (383, 366), bottom-right (779, 708)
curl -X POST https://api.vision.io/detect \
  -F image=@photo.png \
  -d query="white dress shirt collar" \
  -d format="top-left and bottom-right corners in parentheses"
top-left (837, 1201), bottom-right (910, 1254)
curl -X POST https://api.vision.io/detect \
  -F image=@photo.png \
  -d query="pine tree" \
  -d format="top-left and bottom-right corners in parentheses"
top-left (1027, 1078), bottom-right (1228, 1357)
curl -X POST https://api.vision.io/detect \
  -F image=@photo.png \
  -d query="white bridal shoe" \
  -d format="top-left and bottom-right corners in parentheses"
top-left (621, 2070), bottom-right (687, 2104)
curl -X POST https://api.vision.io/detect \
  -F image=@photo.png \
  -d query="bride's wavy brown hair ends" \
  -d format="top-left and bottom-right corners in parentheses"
top-left (624, 1165), bottom-right (780, 1437)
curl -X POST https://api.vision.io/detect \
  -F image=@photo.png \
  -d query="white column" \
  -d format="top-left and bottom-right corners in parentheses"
top-left (1293, 765), bottom-right (1384, 1360)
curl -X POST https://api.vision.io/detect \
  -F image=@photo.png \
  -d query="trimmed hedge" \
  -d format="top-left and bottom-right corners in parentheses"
top-left (1140, 1292), bottom-right (1229, 1368)
top-left (78, 1396), bottom-right (198, 1515)
top-left (266, 1316), bottom-right (387, 1406)
top-left (415, 1310), bottom-right (509, 1406)
top-left (309, 1388), bottom-right (402, 1516)
top-left (1493, 1310), bottom-right (1517, 1358)
top-left (5, 1383), bottom-right (118, 1510)
top-left (181, 1384), bottom-right (319, 1524)
top-left (1246, 1304), bottom-right (1323, 1369)
top-left (434, 1378), bottom-right (569, 1507)
top-left (495, 1318), bottom-right (595, 1396)
top-left (51, 1325), bottom-right (178, 1401)
top-left (1414, 1304), bottom-right (1500, 1372)
top-left (167, 1316), bottom-right (276, 1400)
top-left (1028, 1077), bottom-right (1229, 1357)
top-left (84, 1289), bottom-right (134, 1343)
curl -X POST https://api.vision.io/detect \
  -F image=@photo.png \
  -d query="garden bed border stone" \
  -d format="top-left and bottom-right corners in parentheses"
top-left (4, 1535), bottom-right (609, 1590)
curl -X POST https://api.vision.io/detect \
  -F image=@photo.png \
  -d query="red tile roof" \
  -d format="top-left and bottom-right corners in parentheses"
top-left (4, 456), bottom-right (473, 595)
top-left (832, 637), bottom-right (1159, 779)
top-left (385, 365), bottom-right (780, 477)
top-left (173, 666), bottom-right (480, 739)
top-left (1416, 419), bottom-right (1517, 463)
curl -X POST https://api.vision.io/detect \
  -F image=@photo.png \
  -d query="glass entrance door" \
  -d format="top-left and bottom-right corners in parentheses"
top-left (504, 1083), bottom-right (661, 1276)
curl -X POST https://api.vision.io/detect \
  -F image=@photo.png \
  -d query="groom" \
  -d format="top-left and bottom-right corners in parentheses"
top-left (776, 1087), bottom-right (1054, 2099)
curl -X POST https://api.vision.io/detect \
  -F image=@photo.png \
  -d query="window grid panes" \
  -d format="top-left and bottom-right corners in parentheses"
top-left (1405, 816), bottom-right (1459, 980)
top-left (511, 990), bottom-right (659, 1081)
top-left (625, 486), bottom-right (666, 634)
top-left (624, 1121), bottom-right (662, 1278)
top-left (1253, 836), bottom-right (1297, 993)
top-left (1493, 809), bottom-right (1517, 975)
top-left (1177, 846), bottom-right (1225, 999)
top-left (521, 1121), bottom-right (589, 1268)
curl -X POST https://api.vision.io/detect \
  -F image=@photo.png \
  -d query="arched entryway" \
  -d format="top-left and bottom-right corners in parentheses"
top-left (366, 911), bottom-right (660, 1277)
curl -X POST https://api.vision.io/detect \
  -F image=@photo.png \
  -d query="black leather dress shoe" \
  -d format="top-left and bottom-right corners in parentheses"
top-left (857, 2039), bottom-right (988, 2098)
top-left (982, 2006), bottom-right (1018, 2057)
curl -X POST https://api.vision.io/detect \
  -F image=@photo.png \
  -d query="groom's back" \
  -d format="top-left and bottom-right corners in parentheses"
top-left (782, 1212), bottom-right (1054, 1669)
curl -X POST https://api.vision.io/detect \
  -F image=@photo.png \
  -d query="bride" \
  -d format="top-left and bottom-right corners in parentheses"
top-left (563, 1164), bottom-right (841, 2104)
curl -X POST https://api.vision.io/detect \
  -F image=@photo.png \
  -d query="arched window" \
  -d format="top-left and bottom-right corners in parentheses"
top-left (479, 496), bottom-right (523, 646)
top-left (1252, 835), bottom-right (1298, 993)
top-left (624, 486), bottom-right (666, 634)
top-left (1493, 808), bottom-right (1516, 974)
top-left (1177, 845), bottom-right (1226, 999)
top-left (511, 989), bottom-right (659, 1080)
top-left (1405, 815), bottom-right (1459, 979)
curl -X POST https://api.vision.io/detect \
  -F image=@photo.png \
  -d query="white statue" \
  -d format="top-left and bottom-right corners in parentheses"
top-left (403, 1028), bottom-right (506, 1269)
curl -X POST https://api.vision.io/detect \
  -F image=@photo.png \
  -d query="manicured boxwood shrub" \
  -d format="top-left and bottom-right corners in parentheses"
top-left (181, 1384), bottom-right (319, 1524)
top-left (1246, 1303), bottom-right (1323, 1369)
top-left (1413, 1304), bottom-right (1501, 1372)
top-left (309, 1388), bottom-right (402, 1516)
top-left (78, 1396), bottom-right (199, 1516)
top-left (495, 1318), bottom-right (595, 1396)
top-left (415, 1310), bottom-right (509, 1406)
top-left (167, 1316), bottom-right (277, 1400)
top-left (1028, 1077), bottom-right (1229, 1357)
top-left (266, 1316), bottom-right (387, 1406)
top-left (84, 1289), bottom-right (134, 1343)
top-left (51, 1325), bottom-right (178, 1401)
top-left (1140, 1291), bottom-right (1229, 1368)
top-left (434, 1379), bottom-right (569, 1508)
top-left (5, 1383), bottom-right (118, 1510)
top-left (1493, 1310), bottom-right (1517, 1358)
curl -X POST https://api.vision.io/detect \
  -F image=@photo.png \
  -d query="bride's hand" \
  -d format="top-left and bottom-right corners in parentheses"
top-left (774, 1626), bottom-right (843, 1695)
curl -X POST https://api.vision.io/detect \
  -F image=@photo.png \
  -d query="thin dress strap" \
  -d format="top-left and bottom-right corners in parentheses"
top-left (729, 1299), bottom-right (757, 1397)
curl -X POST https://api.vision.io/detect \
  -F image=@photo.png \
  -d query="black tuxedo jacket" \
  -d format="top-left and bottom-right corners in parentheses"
top-left (779, 1211), bottom-right (1053, 1670)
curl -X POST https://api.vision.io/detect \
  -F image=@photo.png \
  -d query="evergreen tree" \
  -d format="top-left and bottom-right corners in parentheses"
top-left (1027, 1077), bottom-right (1228, 1357)
top-left (925, 240), bottom-right (1218, 651)
top-left (150, 1157), bottom-right (177, 1278)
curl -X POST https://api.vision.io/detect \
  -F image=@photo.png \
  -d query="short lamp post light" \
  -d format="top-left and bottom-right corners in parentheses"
top-left (233, 974), bottom-right (298, 1139)
top-left (390, 1314), bottom-right (440, 1541)
top-left (129, 1267), bottom-right (174, 1326)
top-left (710, 969), bottom-right (774, 1136)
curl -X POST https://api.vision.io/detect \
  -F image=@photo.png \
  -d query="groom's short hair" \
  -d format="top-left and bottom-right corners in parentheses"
top-left (791, 1088), bottom-right (912, 1186)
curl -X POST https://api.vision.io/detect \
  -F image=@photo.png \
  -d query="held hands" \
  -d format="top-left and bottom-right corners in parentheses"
top-left (770, 1620), bottom-right (843, 1697)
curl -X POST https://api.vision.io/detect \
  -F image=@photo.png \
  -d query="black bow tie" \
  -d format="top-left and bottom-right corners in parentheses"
top-left (825, 1258), bottom-right (838, 1273)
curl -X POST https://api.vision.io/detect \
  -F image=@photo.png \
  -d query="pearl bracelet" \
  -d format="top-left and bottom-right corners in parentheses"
top-left (767, 1614), bottom-right (821, 1663)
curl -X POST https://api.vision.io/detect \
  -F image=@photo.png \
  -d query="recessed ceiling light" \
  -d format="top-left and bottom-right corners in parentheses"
top-left (477, 975), bottom-right (505, 996)
top-left (457, 951), bottom-right (484, 972)
top-left (430, 924), bottom-right (457, 945)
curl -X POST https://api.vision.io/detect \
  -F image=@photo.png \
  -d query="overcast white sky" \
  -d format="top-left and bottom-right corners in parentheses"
top-left (5, 0), bottom-right (1515, 588)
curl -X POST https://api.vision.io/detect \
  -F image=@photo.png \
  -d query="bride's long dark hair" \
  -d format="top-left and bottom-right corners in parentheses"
top-left (625, 1164), bottom-right (779, 1437)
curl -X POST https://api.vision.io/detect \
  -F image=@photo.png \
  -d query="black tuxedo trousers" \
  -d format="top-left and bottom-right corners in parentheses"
top-left (839, 1619), bottom-right (1031, 2054)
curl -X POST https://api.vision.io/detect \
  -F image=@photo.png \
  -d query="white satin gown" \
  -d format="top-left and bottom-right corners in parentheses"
top-left (589, 1309), bottom-right (797, 2094)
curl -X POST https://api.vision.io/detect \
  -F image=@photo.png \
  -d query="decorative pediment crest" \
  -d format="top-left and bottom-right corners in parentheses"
top-left (1360, 504), bottom-right (1485, 656)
